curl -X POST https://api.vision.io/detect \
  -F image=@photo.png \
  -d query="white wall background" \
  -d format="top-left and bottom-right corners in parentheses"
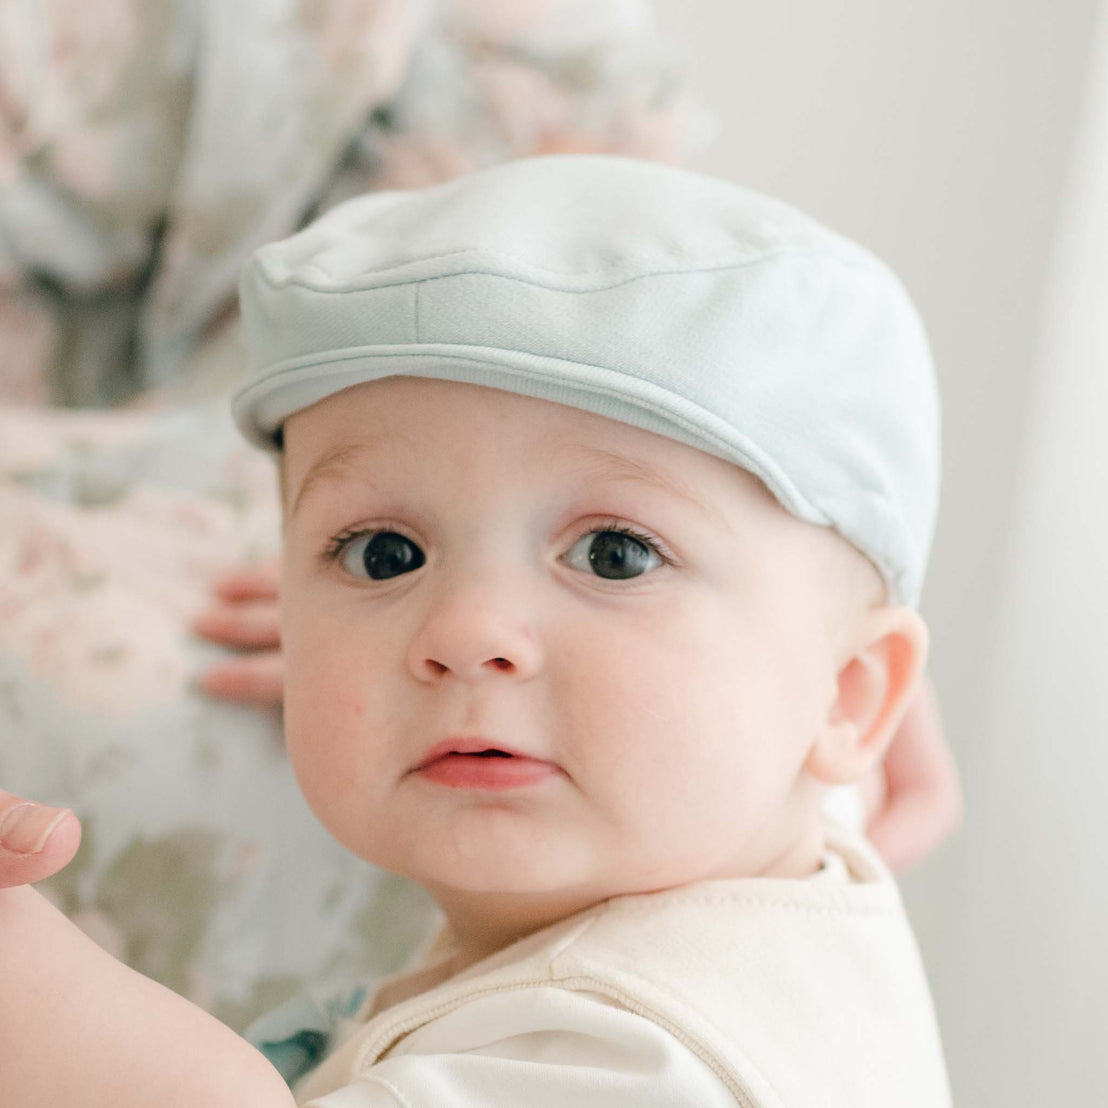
top-left (649, 1), bottom-right (1107, 1102)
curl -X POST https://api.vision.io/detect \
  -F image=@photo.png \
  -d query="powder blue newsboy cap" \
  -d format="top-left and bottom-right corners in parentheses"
top-left (234, 155), bottom-right (939, 605)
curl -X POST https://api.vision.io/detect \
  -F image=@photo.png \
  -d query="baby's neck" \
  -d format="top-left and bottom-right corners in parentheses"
top-left (427, 886), bottom-right (605, 974)
top-left (428, 823), bottom-right (828, 976)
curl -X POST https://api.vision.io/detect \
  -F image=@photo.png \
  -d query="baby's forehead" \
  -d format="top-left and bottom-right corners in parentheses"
top-left (285, 375), bottom-right (764, 518)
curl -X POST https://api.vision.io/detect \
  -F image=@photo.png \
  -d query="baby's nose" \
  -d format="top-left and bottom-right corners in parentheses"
top-left (406, 587), bottom-right (543, 683)
top-left (420, 654), bottom-right (519, 680)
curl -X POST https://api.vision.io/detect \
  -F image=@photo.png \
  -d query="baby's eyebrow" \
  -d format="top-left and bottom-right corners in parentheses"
top-left (291, 439), bottom-right (719, 522)
top-left (568, 445), bottom-right (716, 520)
top-left (291, 442), bottom-right (381, 518)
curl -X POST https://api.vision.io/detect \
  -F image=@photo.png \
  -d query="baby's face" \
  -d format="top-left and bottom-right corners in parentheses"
top-left (281, 377), bottom-right (846, 913)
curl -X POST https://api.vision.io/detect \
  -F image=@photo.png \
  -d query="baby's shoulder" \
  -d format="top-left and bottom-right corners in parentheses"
top-left (296, 831), bottom-right (949, 1106)
top-left (296, 983), bottom-right (737, 1107)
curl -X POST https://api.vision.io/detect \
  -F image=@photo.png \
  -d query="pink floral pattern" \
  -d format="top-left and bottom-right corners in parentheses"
top-left (0, 0), bottom-right (702, 404)
top-left (0, 407), bottom-right (278, 716)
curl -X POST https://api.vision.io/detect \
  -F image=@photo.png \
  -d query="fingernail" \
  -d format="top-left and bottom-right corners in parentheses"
top-left (0, 803), bottom-right (71, 854)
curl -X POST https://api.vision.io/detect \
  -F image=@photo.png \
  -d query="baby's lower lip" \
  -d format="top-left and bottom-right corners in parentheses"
top-left (417, 752), bottom-right (558, 790)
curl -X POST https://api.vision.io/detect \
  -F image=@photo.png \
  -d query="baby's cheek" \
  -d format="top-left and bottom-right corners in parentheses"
top-left (286, 641), bottom-right (362, 732)
top-left (561, 646), bottom-right (695, 796)
top-left (282, 640), bottom-right (381, 801)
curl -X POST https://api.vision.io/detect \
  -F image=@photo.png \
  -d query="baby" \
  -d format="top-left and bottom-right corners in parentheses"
top-left (0, 155), bottom-right (950, 1106)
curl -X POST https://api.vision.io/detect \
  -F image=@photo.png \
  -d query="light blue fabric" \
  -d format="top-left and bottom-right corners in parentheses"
top-left (233, 155), bottom-right (939, 604)
top-left (247, 984), bottom-right (368, 1087)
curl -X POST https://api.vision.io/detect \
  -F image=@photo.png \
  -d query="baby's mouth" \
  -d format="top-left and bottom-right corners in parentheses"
top-left (415, 737), bottom-right (528, 768)
top-left (414, 738), bottom-right (559, 790)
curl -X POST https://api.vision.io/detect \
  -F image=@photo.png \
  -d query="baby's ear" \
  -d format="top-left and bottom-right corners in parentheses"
top-left (805, 607), bottom-right (929, 786)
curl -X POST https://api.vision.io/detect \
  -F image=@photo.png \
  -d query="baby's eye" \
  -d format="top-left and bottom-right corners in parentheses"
top-left (563, 529), bottom-right (662, 580)
top-left (339, 530), bottom-right (426, 580)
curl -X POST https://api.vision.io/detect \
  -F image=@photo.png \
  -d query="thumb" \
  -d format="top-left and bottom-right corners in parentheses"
top-left (0, 791), bottom-right (81, 888)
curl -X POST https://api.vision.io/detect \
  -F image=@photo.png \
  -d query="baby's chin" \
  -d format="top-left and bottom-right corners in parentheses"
top-left (409, 847), bottom-right (723, 907)
top-left (406, 833), bottom-right (606, 899)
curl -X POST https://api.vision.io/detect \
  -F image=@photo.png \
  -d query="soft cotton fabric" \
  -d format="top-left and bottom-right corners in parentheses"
top-left (288, 828), bottom-right (950, 1108)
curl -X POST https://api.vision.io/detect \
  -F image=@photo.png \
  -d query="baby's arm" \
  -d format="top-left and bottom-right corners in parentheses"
top-left (0, 819), bottom-right (296, 1107)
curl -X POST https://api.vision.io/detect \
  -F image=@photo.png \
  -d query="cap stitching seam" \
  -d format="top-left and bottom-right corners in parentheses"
top-left (255, 244), bottom-right (887, 296)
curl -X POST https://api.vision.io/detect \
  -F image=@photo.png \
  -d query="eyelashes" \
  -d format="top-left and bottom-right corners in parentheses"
top-left (562, 523), bottom-right (670, 580)
top-left (321, 520), bottom-right (675, 582)
top-left (336, 530), bottom-right (426, 581)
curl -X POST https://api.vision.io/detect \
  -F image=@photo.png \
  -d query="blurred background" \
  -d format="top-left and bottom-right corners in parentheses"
top-left (650, 0), bottom-right (1106, 1102)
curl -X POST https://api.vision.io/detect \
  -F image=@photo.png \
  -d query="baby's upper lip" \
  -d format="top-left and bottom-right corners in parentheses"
top-left (413, 736), bottom-right (551, 771)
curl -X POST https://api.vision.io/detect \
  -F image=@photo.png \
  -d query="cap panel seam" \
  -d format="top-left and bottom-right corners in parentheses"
top-left (255, 244), bottom-right (887, 296)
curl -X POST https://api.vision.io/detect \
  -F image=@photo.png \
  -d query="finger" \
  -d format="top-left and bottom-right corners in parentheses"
top-left (882, 676), bottom-right (961, 810)
top-left (199, 652), bottom-right (285, 707)
top-left (193, 602), bottom-right (281, 649)
top-left (212, 560), bottom-right (281, 603)
top-left (866, 786), bottom-right (960, 874)
top-left (867, 676), bottom-right (963, 872)
top-left (0, 791), bottom-right (82, 889)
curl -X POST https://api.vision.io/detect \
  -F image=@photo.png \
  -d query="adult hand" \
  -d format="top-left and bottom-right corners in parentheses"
top-left (193, 560), bottom-right (284, 706)
top-left (864, 674), bottom-right (963, 872)
top-left (0, 790), bottom-right (81, 888)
